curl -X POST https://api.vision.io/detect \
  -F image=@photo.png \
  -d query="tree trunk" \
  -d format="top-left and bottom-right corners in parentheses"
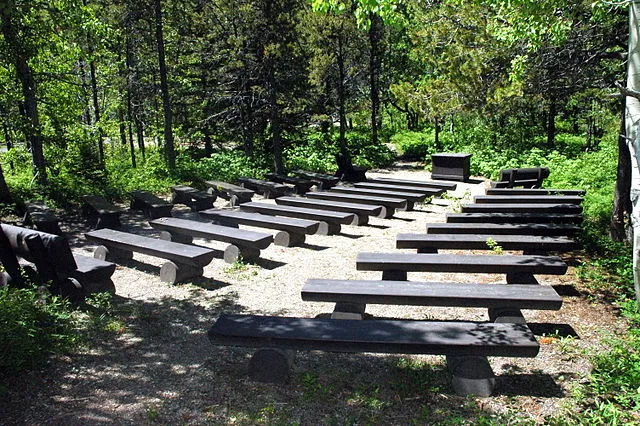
top-left (154, 0), bottom-right (175, 171)
top-left (368, 13), bottom-right (382, 146)
top-left (546, 97), bottom-right (556, 148)
top-left (624, 1), bottom-right (640, 307)
top-left (434, 117), bottom-right (441, 151)
top-left (1, 4), bottom-right (47, 185)
top-left (0, 162), bottom-right (12, 203)
top-left (337, 33), bottom-right (347, 156)
top-left (612, 102), bottom-right (632, 241)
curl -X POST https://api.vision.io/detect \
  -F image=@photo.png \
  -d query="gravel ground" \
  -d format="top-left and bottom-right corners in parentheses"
top-left (0, 165), bottom-right (627, 425)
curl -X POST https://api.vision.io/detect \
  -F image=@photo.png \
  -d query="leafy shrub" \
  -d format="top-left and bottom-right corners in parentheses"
top-left (390, 131), bottom-right (434, 159)
top-left (180, 150), bottom-right (269, 184)
top-left (0, 284), bottom-right (79, 375)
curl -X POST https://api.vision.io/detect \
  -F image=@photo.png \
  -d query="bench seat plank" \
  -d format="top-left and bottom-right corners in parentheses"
top-left (425, 222), bottom-right (580, 237)
top-left (208, 314), bottom-right (540, 357)
top-left (237, 177), bottom-right (289, 199)
top-left (396, 233), bottom-right (576, 254)
top-left (130, 190), bottom-right (173, 219)
top-left (474, 195), bottom-right (583, 204)
top-left (85, 228), bottom-right (215, 267)
top-left (354, 182), bottom-right (445, 197)
top-left (199, 209), bottom-right (320, 235)
top-left (461, 203), bottom-right (583, 214)
top-left (82, 195), bottom-right (124, 229)
top-left (266, 174), bottom-right (315, 194)
top-left (149, 217), bottom-right (273, 249)
top-left (275, 196), bottom-right (384, 222)
top-left (306, 191), bottom-right (406, 214)
top-left (446, 212), bottom-right (583, 224)
top-left (331, 186), bottom-right (427, 203)
top-left (485, 188), bottom-right (586, 196)
top-left (367, 177), bottom-right (457, 191)
top-left (240, 201), bottom-right (357, 226)
top-left (356, 252), bottom-right (568, 280)
top-left (294, 170), bottom-right (340, 189)
top-left (205, 180), bottom-right (255, 206)
top-left (301, 279), bottom-right (563, 310)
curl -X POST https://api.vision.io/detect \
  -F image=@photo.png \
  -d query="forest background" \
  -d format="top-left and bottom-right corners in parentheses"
top-left (0, 0), bottom-right (639, 423)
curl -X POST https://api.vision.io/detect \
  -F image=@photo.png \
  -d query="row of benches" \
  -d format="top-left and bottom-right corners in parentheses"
top-left (207, 182), bottom-right (584, 396)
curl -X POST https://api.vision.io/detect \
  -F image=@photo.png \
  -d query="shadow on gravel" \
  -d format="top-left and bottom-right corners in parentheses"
top-left (528, 322), bottom-right (579, 338)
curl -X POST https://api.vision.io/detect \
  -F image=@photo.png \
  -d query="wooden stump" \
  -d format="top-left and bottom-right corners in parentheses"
top-left (248, 348), bottom-right (295, 383)
top-left (94, 245), bottom-right (133, 262)
top-left (446, 355), bottom-right (496, 396)
top-left (160, 261), bottom-right (203, 284)
top-left (273, 231), bottom-right (305, 247)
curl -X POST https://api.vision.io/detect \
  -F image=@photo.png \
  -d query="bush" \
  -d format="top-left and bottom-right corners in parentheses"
top-left (390, 131), bottom-right (434, 160)
top-left (0, 284), bottom-right (79, 375)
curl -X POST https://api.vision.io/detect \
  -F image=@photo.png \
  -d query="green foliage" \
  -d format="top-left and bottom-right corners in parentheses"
top-left (390, 131), bottom-right (435, 159)
top-left (177, 150), bottom-right (269, 184)
top-left (0, 284), bottom-right (79, 375)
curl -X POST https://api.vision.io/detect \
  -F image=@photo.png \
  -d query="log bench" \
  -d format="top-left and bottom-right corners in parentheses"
top-left (294, 170), bottom-right (340, 190)
top-left (208, 314), bottom-right (540, 396)
top-left (149, 217), bottom-right (273, 263)
top-left (425, 222), bottom-right (581, 237)
top-left (446, 212), bottom-right (583, 224)
top-left (205, 180), bottom-right (255, 206)
top-left (330, 186), bottom-right (426, 211)
top-left (81, 195), bottom-right (124, 229)
top-left (301, 279), bottom-right (563, 322)
top-left (240, 201), bottom-right (358, 235)
top-left (85, 228), bottom-right (215, 284)
top-left (396, 233), bottom-right (577, 255)
top-left (199, 209), bottom-right (321, 246)
top-left (236, 177), bottom-right (290, 199)
top-left (354, 182), bottom-right (445, 197)
top-left (2, 224), bottom-right (116, 295)
top-left (170, 185), bottom-right (216, 211)
top-left (356, 252), bottom-right (568, 283)
top-left (460, 203), bottom-right (583, 215)
top-left (491, 167), bottom-right (550, 189)
top-left (306, 191), bottom-right (405, 217)
top-left (130, 190), bottom-right (173, 219)
top-left (367, 177), bottom-right (457, 191)
top-left (266, 174), bottom-right (315, 194)
top-left (473, 195), bottom-right (583, 205)
top-left (23, 201), bottom-right (63, 235)
top-left (275, 196), bottom-right (384, 225)
top-left (485, 188), bottom-right (586, 196)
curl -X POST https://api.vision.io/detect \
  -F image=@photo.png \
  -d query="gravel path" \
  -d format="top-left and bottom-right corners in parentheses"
top-left (0, 166), bottom-right (625, 425)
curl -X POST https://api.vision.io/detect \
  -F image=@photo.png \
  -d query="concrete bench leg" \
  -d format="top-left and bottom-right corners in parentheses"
top-left (95, 214), bottom-right (121, 230)
top-left (382, 207), bottom-right (395, 219)
top-left (326, 223), bottom-right (342, 235)
top-left (353, 215), bottom-right (369, 226)
top-left (446, 355), bottom-right (496, 397)
top-left (404, 201), bottom-right (415, 211)
top-left (488, 307), bottom-right (526, 323)
top-left (160, 261), bottom-right (203, 284)
top-left (506, 272), bottom-right (538, 284)
top-left (331, 302), bottom-right (366, 320)
top-left (274, 231), bottom-right (306, 247)
top-left (314, 222), bottom-right (330, 235)
top-left (159, 231), bottom-right (193, 245)
top-left (382, 270), bottom-right (407, 281)
top-left (376, 207), bottom-right (388, 219)
top-left (94, 245), bottom-right (133, 262)
top-left (248, 348), bottom-right (296, 383)
top-left (224, 245), bottom-right (260, 263)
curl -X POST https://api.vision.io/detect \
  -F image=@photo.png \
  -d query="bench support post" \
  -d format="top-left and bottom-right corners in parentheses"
top-left (382, 270), bottom-right (407, 281)
top-left (331, 302), bottom-right (367, 320)
top-left (224, 245), bottom-right (260, 264)
top-left (94, 245), bottom-right (134, 262)
top-left (160, 261), bottom-right (203, 284)
top-left (506, 272), bottom-right (538, 284)
top-left (248, 348), bottom-right (296, 383)
top-left (446, 355), bottom-right (496, 397)
top-left (159, 231), bottom-right (193, 245)
top-left (488, 307), bottom-right (526, 323)
top-left (274, 231), bottom-right (306, 247)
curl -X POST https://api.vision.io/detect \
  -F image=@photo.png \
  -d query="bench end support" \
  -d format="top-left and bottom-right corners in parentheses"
top-left (446, 355), bottom-right (496, 397)
top-left (248, 348), bottom-right (296, 383)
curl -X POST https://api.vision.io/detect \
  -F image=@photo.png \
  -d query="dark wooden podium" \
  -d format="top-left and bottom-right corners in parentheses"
top-left (431, 153), bottom-right (472, 182)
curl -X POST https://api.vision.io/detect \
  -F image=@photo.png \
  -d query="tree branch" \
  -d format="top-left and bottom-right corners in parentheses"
top-left (617, 82), bottom-right (640, 101)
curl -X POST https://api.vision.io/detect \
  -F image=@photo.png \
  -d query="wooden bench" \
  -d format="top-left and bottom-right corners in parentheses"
top-left (396, 233), bottom-right (577, 255)
top-left (85, 228), bottom-right (215, 284)
top-left (205, 180), bottom-right (255, 206)
top-left (236, 177), bottom-right (290, 199)
top-left (199, 209), bottom-right (321, 246)
top-left (23, 201), bottom-right (63, 235)
top-left (130, 190), bottom-right (173, 219)
top-left (425, 222), bottom-right (581, 237)
top-left (474, 195), bottom-right (583, 205)
top-left (239, 201), bottom-right (358, 235)
top-left (301, 279), bottom-right (562, 322)
top-left (330, 186), bottom-right (426, 211)
top-left (149, 217), bottom-right (273, 263)
top-left (2, 224), bottom-right (116, 295)
top-left (461, 203), bottom-right (583, 215)
top-left (81, 195), bottom-right (124, 229)
top-left (491, 167), bottom-right (550, 189)
top-left (356, 252), bottom-right (568, 283)
top-left (485, 188), bottom-right (586, 196)
top-left (266, 174), bottom-right (315, 194)
top-left (446, 212), bottom-right (583, 224)
top-left (208, 314), bottom-right (539, 396)
top-left (354, 182), bottom-right (445, 197)
top-left (367, 177), bottom-right (457, 191)
top-left (170, 185), bottom-right (216, 211)
top-left (294, 170), bottom-right (340, 190)
top-left (275, 196), bottom-right (384, 225)
top-left (335, 153), bottom-right (368, 182)
top-left (306, 191), bottom-right (405, 218)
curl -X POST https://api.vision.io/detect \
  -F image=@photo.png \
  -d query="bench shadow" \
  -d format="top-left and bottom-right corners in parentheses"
top-left (297, 242), bottom-right (331, 251)
top-left (365, 223), bottom-right (390, 230)
top-left (527, 323), bottom-right (579, 338)
top-left (252, 258), bottom-right (287, 270)
top-left (188, 276), bottom-right (233, 291)
top-left (388, 216), bottom-right (416, 222)
top-left (552, 284), bottom-right (581, 297)
top-left (117, 258), bottom-right (161, 276)
top-left (336, 232), bottom-right (363, 239)
top-left (494, 371), bottom-right (567, 397)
